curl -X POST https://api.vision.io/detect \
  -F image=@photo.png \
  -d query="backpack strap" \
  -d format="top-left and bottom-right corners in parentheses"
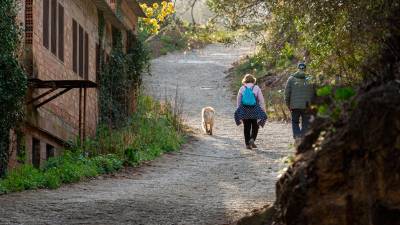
top-left (243, 84), bottom-right (258, 102)
top-left (243, 84), bottom-right (255, 90)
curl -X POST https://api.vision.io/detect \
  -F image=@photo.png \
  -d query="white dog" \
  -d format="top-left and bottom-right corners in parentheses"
top-left (201, 107), bottom-right (215, 135)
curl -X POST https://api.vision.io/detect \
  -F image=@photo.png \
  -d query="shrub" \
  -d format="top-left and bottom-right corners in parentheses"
top-left (160, 34), bottom-right (187, 54)
top-left (0, 153), bottom-right (124, 194)
top-left (124, 148), bottom-right (140, 165)
top-left (0, 182), bottom-right (6, 194)
top-left (83, 95), bottom-right (185, 165)
top-left (90, 154), bottom-right (123, 174)
top-left (315, 86), bottom-right (356, 120)
top-left (0, 165), bottom-right (45, 192)
top-left (0, 95), bottom-right (184, 194)
top-left (43, 168), bottom-right (62, 189)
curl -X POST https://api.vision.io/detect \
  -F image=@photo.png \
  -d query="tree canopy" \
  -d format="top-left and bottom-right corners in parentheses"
top-left (208, 0), bottom-right (400, 83)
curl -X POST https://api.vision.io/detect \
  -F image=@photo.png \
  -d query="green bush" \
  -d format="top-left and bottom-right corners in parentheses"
top-left (182, 23), bottom-right (239, 45)
top-left (316, 86), bottom-right (356, 119)
top-left (84, 95), bottom-right (185, 165)
top-left (148, 20), bottom-right (242, 57)
top-left (128, 96), bottom-right (184, 160)
top-left (0, 182), bottom-right (6, 194)
top-left (0, 153), bottom-right (124, 194)
top-left (124, 148), bottom-right (140, 165)
top-left (0, 95), bottom-right (184, 194)
top-left (0, 165), bottom-right (45, 192)
top-left (160, 34), bottom-right (187, 54)
top-left (43, 168), bottom-right (62, 189)
top-left (90, 154), bottom-right (123, 174)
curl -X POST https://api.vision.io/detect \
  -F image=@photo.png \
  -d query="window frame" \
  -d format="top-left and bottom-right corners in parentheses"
top-left (42, 0), bottom-right (64, 62)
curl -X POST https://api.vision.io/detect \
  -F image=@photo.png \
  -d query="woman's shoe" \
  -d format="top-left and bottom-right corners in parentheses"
top-left (249, 138), bottom-right (257, 148)
top-left (294, 137), bottom-right (302, 147)
top-left (246, 144), bottom-right (252, 150)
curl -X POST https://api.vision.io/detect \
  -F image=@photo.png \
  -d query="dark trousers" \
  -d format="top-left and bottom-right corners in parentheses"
top-left (291, 109), bottom-right (310, 138)
top-left (243, 119), bottom-right (259, 145)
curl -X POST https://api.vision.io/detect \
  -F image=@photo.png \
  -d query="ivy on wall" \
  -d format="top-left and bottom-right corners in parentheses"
top-left (0, 0), bottom-right (28, 177)
top-left (97, 11), bottom-right (150, 128)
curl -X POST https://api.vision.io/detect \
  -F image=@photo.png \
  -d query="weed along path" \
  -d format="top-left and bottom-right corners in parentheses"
top-left (0, 44), bottom-right (292, 225)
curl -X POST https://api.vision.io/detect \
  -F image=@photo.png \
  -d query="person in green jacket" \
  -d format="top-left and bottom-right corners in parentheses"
top-left (284, 62), bottom-right (315, 141)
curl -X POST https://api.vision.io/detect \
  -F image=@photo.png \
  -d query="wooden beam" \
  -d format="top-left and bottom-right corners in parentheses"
top-left (34, 88), bottom-right (72, 109)
top-left (27, 87), bottom-right (57, 105)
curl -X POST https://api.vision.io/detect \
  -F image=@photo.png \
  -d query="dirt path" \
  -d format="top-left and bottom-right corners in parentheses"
top-left (0, 44), bottom-right (292, 225)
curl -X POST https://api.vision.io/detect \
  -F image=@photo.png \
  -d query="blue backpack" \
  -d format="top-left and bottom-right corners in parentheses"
top-left (241, 86), bottom-right (257, 106)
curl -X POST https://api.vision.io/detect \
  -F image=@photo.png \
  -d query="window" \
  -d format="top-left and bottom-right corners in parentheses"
top-left (73, 20), bottom-right (78, 73)
top-left (85, 33), bottom-right (89, 79)
top-left (43, 0), bottom-right (49, 48)
top-left (42, 0), bottom-right (64, 62)
top-left (96, 43), bottom-right (100, 83)
top-left (72, 20), bottom-right (89, 79)
top-left (46, 144), bottom-right (55, 160)
top-left (50, 0), bottom-right (57, 54)
top-left (79, 25), bottom-right (84, 77)
top-left (58, 4), bottom-right (64, 61)
top-left (32, 138), bottom-right (40, 168)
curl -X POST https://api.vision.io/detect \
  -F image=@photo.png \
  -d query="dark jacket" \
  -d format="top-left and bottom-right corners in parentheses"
top-left (284, 71), bottom-right (315, 109)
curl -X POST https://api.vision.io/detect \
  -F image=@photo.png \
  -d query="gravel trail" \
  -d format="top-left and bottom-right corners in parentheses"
top-left (0, 44), bottom-right (292, 225)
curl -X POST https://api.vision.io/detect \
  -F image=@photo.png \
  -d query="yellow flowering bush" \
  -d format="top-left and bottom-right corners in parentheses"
top-left (139, 1), bottom-right (175, 35)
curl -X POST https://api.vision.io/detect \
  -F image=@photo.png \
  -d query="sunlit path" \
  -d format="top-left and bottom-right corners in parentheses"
top-left (0, 44), bottom-right (292, 225)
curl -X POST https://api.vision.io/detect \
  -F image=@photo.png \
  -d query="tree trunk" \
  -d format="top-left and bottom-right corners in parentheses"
top-left (191, 0), bottom-right (198, 25)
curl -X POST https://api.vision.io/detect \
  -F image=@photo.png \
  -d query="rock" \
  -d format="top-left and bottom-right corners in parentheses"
top-left (233, 204), bottom-right (276, 225)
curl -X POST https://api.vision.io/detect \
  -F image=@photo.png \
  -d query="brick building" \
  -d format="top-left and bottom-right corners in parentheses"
top-left (9, 0), bottom-right (145, 169)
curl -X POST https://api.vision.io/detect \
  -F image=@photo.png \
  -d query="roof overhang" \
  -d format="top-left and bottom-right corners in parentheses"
top-left (91, 0), bottom-right (128, 30)
top-left (126, 0), bottom-right (146, 18)
top-left (28, 78), bottom-right (97, 89)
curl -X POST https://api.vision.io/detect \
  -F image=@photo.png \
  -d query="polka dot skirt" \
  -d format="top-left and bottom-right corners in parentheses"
top-left (234, 104), bottom-right (267, 127)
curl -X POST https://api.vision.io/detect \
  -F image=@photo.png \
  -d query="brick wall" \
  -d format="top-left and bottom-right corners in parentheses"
top-left (9, 0), bottom-right (140, 170)
top-left (31, 0), bottom-right (100, 140)
top-left (120, 0), bottom-right (138, 31)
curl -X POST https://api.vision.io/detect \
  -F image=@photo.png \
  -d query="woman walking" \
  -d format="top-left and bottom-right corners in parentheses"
top-left (234, 74), bottom-right (267, 149)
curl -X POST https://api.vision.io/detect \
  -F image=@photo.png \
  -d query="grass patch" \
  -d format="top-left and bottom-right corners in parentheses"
top-left (0, 154), bottom-right (123, 194)
top-left (184, 23), bottom-right (240, 46)
top-left (83, 95), bottom-right (185, 166)
top-left (0, 95), bottom-right (185, 195)
top-left (159, 34), bottom-right (188, 56)
top-left (148, 21), bottom-right (242, 57)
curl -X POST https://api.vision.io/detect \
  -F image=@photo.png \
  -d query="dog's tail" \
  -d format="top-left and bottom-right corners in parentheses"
top-left (201, 108), bottom-right (207, 133)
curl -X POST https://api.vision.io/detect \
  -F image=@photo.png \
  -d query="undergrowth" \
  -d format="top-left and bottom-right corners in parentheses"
top-left (0, 95), bottom-right (185, 194)
top-left (82, 95), bottom-right (185, 166)
top-left (0, 154), bottom-right (122, 193)
top-left (149, 21), bottom-right (242, 57)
